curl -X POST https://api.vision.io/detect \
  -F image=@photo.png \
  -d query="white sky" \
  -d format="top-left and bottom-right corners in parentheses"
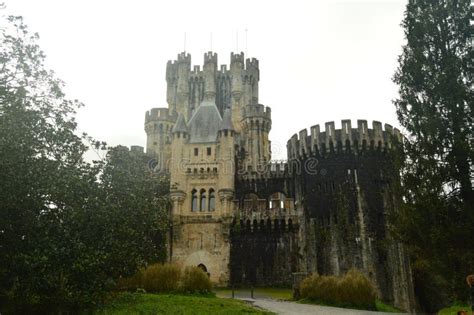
top-left (3, 0), bottom-right (407, 160)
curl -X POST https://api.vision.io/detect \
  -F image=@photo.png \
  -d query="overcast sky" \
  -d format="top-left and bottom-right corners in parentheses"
top-left (3, 0), bottom-right (407, 160)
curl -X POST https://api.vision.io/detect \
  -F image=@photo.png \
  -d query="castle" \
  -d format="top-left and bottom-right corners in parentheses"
top-left (141, 51), bottom-right (415, 311)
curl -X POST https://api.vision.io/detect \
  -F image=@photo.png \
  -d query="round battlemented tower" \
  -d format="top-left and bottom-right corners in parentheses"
top-left (286, 120), bottom-right (414, 311)
top-left (144, 108), bottom-right (177, 170)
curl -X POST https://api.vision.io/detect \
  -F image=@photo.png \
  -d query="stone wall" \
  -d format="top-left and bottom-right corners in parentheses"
top-left (288, 121), bottom-right (416, 312)
top-left (229, 219), bottom-right (299, 286)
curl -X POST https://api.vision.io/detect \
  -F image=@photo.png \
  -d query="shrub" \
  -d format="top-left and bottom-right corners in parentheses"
top-left (338, 269), bottom-right (376, 309)
top-left (181, 266), bottom-right (212, 293)
top-left (142, 263), bottom-right (181, 293)
top-left (116, 271), bottom-right (143, 291)
top-left (299, 269), bottom-right (376, 310)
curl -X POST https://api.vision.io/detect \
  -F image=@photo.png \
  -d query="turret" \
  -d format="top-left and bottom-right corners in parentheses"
top-left (229, 52), bottom-right (244, 132)
top-left (203, 51), bottom-right (217, 101)
top-left (176, 52), bottom-right (191, 118)
top-left (246, 57), bottom-right (259, 104)
top-left (170, 113), bottom-right (188, 191)
top-left (144, 108), bottom-right (177, 172)
top-left (241, 104), bottom-right (272, 172)
top-left (217, 108), bottom-right (236, 216)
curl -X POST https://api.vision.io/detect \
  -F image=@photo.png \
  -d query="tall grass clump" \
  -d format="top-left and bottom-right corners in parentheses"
top-left (300, 268), bottom-right (376, 310)
top-left (117, 263), bottom-right (181, 293)
top-left (181, 266), bottom-right (212, 293)
top-left (142, 263), bottom-right (181, 293)
top-left (117, 263), bottom-right (212, 294)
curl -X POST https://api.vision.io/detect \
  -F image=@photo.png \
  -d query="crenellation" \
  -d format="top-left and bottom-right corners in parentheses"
top-left (204, 51), bottom-right (218, 65)
top-left (230, 52), bottom-right (244, 67)
top-left (242, 104), bottom-right (271, 120)
top-left (177, 52), bottom-right (191, 64)
top-left (191, 65), bottom-right (201, 74)
top-left (287, 120), bottom-right (403, 159)
top-left (245, 57), bottom-right (259, 70)
top-left (325, 121), bottom-right (336, 144)
top-left (298, 129), bottom-right (308, 156)
top-left (130, 145), bottom-right (144, 154)
top-left (145, 107), bottom-right (177, 123)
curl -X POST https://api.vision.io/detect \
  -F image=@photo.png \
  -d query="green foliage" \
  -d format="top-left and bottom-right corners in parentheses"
top-left (375, 300), bottom-right (403, 313)
top-left (181, 266), bottom-right (212, 294)
top-left (94, 292), bottom-right (273, 315)
top-left (119, 264), bottom-right (213, 295)
top-left (299, 269), bottom-right (376, 310)
top-left (392, 0), bottom-right (473, 311)
top-left (437, 303), bottom-right (471, 315)
top-left (142, 264), bottom-right (181, 293)
top-left (0, 16), bottom-right (169, 311)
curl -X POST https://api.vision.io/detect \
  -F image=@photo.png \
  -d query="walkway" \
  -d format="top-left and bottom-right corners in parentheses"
top-left (246, 298), bottom-right (408, 315)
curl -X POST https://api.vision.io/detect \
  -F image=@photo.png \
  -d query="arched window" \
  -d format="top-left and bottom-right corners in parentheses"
top-left (208, 189), bottom-right (215, 211)
top-left (191, 189), bottom-right (198, 212)
top-left (269, 192), bottom-right (286, 209)
top-left (200, 189), bottom-right (206, 212)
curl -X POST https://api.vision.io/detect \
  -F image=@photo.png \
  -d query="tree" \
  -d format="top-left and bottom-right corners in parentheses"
top-left (0, 16), bottom-right (169, 311)
top-left (392, 0), bottom-right (473, 312)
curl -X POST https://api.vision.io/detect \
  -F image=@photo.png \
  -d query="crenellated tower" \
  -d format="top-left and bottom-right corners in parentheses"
top-left (240, 104), bottom-right (272, 172)
top-left (144, 108), bottom-right (177, 170)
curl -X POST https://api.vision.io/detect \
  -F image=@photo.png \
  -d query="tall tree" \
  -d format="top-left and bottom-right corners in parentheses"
top-left (392, 0), bottom-right (473, 312)
top-left (0, 16), bottom-right (169, 311)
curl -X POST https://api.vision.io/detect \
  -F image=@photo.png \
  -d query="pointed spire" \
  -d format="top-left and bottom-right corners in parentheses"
top-left (219, 108), bottom-right (234, 131)
top-left (172, 113), bottom-right (188, 133)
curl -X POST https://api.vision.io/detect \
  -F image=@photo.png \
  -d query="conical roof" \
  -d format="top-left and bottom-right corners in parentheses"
top-left (172, 113), bottom-right (188, 133)
top-left (187, 100), bottom-right (222, 143)
top-left (219, 108), bottom-right (234, 131)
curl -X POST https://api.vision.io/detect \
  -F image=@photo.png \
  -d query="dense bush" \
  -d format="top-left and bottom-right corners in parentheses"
top-left (118, 264), bottom-right (212, 294)
top-left (142, 264), bottom-right (181, 293)
top-left (181, 267), bottom-right (212, 293)
top-left (300, 269), bottom-right (376, 310)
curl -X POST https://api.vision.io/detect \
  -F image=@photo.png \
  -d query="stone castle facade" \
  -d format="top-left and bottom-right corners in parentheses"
top-left (141, 52), bottom-right (415, 311)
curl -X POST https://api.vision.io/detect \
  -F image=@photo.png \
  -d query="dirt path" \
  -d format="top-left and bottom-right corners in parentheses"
top-left (242, 298), bottom-right (408, 315)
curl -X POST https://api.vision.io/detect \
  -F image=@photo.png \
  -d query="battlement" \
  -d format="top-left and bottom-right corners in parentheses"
top-left (237, 161), bottom-right (288, 180)
top-left (191, 65), bottom-right (201, 74)
top-left (242, 104), bottom-right (271, 120)
top-left (245, 58), bottom-right (259, 70)
top-left (145, 107), bottom-right (178, 123)
top-left (167, 52), bottom-right (260, 82)
top-left (231, 216), bottom-right (298, 233)
top-left (130, 145), bottom-right (144, 154)
top-left (287, 120), bottom-right (402, 159)
top-left (231, 52), bottom-right (245, 67)
top-left (177, 52), bottom-right (191, 64)
top-left (204, 51), bottom-right (218, 65)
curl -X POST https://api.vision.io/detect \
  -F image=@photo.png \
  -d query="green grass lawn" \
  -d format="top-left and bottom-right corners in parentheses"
top-left (94, 292), bottom-right (274, 315)
top-left (215, 287), bottom-right (293, 300)
top-left (437, 303), bottom-right (471, 315)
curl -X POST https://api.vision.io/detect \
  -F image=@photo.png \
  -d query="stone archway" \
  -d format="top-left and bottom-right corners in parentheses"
top-left (197, 263), bottom-right (207, 273)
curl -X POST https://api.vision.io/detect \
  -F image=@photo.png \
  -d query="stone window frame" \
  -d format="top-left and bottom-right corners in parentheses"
top-left (208, 189), bottom-right (215, 211)
top-left (191, 189), bottom-right (198, 212)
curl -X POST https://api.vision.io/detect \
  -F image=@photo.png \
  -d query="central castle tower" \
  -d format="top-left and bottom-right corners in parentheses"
top-left (145, 52), bottom-right (270, 284)
top-left (143, 52), bottom-right (415, 311)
